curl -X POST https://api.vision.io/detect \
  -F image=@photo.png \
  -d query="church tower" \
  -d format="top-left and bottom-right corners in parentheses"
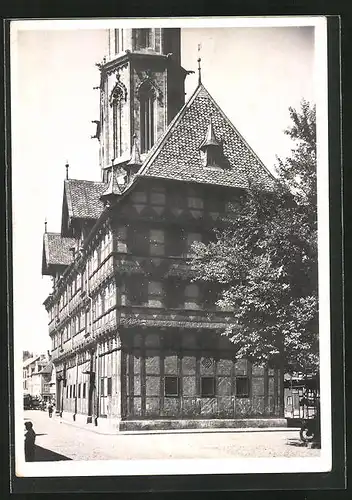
top-left (97, 28), bottom-right (188, 182)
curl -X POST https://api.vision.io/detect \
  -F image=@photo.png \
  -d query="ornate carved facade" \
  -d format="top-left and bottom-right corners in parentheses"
top-left (41, 28), bottom-right (283, 431)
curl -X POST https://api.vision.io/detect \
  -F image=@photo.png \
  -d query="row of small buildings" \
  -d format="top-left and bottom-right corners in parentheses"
top-left (23, 352), bottom-right (56, 402)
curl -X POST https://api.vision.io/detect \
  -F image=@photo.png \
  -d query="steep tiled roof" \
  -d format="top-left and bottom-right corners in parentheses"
top-left (43, 233), bottom-right (75, 268)
top-left (138, 84), bottom-right (276, 191)
top-left (64, 179), bottom-right (106, 220)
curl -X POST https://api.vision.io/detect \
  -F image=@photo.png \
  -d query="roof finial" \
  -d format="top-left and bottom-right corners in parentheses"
top-left (44, 218), bottom-right (47, 233)
top-left (197, 43), bottom-right (202, 85)
top-left (128, 133), bottom-right (142, 167)
top-left (65, 161), bottom-right (69, 180)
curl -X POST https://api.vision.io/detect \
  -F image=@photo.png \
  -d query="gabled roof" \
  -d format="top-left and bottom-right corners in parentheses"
top-left (39, 361), bottom-right (53, 374)
top-left (138, 84), bottom-right (276, 191)
top-left (42, 232), bottom-right (75, 275)
top-left (64, 179), bottom-right (106, 220)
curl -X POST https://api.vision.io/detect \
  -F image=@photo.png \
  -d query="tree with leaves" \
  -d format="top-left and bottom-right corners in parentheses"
top-left (191, 99), bottom-right (318, 375)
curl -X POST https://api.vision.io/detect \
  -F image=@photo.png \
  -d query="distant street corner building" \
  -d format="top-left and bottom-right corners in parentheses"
top-left (41, 28), bottom-right (285, 431)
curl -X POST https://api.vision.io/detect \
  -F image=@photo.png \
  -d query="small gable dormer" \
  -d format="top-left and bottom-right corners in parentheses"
top-left (199, 118), bottom-right (223, 169)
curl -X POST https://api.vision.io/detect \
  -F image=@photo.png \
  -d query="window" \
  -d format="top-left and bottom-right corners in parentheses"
top-left (82, 382), bottom-right (86, 399)
top-left (129, 226), bottom-right (149, 255)
top-left (201, 377), bottom-right (215, 397)
top-left (165, 280), bottom-right (183, 309)
top-left (117, 225), bottom-right (127, 253)
top-left (150, 188), bottom-right (166, 206)
top-left (69, 385), bottom-right (72, 398)
top-left (73, 385), bottom-right (76, 398)
top-left (106, 281), bottom-right (116, 309)
top-left (100, 378), bottom-right (105, 397)
top-left (131, 191), bottom-right (147, 203)
top-left (148, 281), bottom-right (163, 307)
top-left (113, 99), bottom-right (122, 159)
top-left (140, 83), bottom-right (155, 153)
top-left (236, 377), bottom-right (250, 398)
top-left (139, 28), bottom-right (152, 48)
top-left (164, 376), bottom-right (179, 397)
top-left (150, 229), bottom-right (164, 256)
top-left (96, 294), bottom-right (102, 318)
top-left (107, 377), bottom-right (112, 396)
top-left (128, 279), bottom-right (147, 306)
top-left (184, 283), bottom-right (200, 310)
top-left (71, 317), bottom-right (76, 337)
top-left (114, 29), bottom-right (119, 54)
top-left (78, 383), bottom-right (81, 398)
top-left (188, 196), bottom-right (204, 210)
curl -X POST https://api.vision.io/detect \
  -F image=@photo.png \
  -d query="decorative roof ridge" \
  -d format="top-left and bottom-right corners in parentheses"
top-left (137, 83), bottom-right (207, 177)
top-left (64, 178), bottom-right (105, 185)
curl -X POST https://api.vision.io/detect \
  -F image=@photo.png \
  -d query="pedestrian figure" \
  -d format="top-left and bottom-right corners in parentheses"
top-left (48, 403), bottom-right (53, 418)
top-left (24, 421), bottom-right (36, 462)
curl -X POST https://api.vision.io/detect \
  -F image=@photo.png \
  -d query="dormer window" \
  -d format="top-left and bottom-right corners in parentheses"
top-left (199, 119), bottom-right (224, 169)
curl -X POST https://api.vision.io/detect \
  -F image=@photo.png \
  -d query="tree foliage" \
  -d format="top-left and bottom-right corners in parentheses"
top-left (190, 99), bottom-right (318, 375)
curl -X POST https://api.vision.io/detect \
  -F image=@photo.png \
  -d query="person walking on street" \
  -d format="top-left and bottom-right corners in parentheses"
top-left (48, 403), bottom-right (53, 418)
top-left (24, 421), bottom-right (36, 462)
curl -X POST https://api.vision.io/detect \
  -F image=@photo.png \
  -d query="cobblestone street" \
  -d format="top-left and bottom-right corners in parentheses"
top-left (23, 411), bottom-right (320, 461)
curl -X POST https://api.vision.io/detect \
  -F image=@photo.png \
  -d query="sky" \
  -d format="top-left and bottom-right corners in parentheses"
top-left (11, 20), bottom-right (317, 354)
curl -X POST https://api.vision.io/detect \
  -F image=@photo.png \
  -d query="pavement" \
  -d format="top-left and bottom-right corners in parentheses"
top-left (23, 410), bottom-right (320, 461)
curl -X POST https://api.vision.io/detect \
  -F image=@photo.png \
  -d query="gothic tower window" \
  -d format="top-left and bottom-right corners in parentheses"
top-left (139, 82), bottom-right (156, 153)
top-left (112, 97), bottom-right (122, 159)
top-left (110, 79), bottom-right (127, 159)
top-left (114, 29), bottom-right (119, 54)
top-left (135, 29), bottom-right (153, 50)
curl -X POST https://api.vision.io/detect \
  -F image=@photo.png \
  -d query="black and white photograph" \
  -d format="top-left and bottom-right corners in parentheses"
top-left (10, 16), bottom-right (333, 480)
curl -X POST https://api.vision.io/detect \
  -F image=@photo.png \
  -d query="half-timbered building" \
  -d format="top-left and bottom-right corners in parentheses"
top-left (41, 28), bottom-right (285, 431)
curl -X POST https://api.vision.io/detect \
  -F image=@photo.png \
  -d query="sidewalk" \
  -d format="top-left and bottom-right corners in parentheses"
top-left (53, 413), bottom-right (298, 436)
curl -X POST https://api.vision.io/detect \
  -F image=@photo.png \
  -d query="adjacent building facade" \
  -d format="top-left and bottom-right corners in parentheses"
top-left (42, 28), bottom-right (284, 431)
top-left (23, 354), bottom-right (55, 401)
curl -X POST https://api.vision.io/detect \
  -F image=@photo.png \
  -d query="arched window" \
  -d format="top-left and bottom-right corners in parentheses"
top-left (139, 83), bottom-right (155, 153)
top-left (112, 96), bottom-right (122, 159)
top-left (110, 79), bottom-right (127, 160)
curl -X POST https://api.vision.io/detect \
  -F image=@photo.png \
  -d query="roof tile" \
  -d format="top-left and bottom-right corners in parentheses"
top-left (65, 179), bottom-right (106, 220)
top-left (44, 233), bottom-right (76, 267)
top-left (138, 84), bottom-right (276, 191)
